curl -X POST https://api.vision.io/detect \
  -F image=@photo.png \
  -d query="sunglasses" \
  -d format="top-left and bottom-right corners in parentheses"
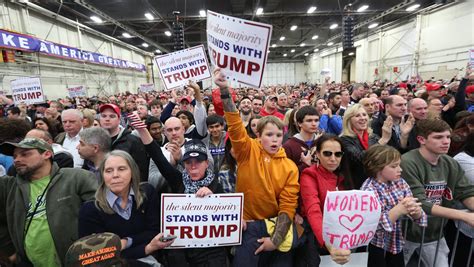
top-left (321, 151), bottom-right (344, 158)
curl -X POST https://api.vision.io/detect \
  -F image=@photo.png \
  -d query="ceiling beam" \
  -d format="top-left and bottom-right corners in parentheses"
top-left (73, 0), bottom-right (169, 52)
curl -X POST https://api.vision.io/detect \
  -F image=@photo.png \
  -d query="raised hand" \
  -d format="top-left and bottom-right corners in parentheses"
top-left (400, 113), bottom-right (415, 136)
top-left (127, 113), bottom-right (146, 129)
top-left (213, 68), bottom-right (229, 90)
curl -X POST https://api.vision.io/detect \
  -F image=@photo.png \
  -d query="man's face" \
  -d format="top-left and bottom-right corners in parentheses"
top-left (265, 97), bottom-right (277, 110)
top-left (298, 115), bottom-right (319, 134)
top-left (252, 99), bottom-right (263, 114)
top-left (340, 91), bottom-right (350, 103)
top-left (150, 105), bottom-right (162, 117)
top-left (409, 99), bottom-right (428, 120)
top-left (100, 109), bottom-right (120, 133)
top-left (360, 98), bottom-right (375, 115)
top-left (77, 139), bottom-right (96, 160)
top-left (126, 101), bottom-right (135, 112)
top-left (239, 99), bottom-right (252, 115)
top-left (180, 101), bottom-right (191, 111)
top-left (208, 123), bottom-right (224, 138)
top-left (419, 130), bottom-right (451, 155)
top-left (149, 122), bottom-right (163, 140)
top-left (62, 112), bottom-right (82, 137)
top-left (299, 99), bottom-right (310, 108)
top-left (315, 99), bottom-right (327, 113)
top-left (7, 110), bottom-right (18, 119)
top-left (13, 148), bottom-right (50, 177)
top-left (386, 96), bottom-right (407, 119)
top-left (330, 95), bottom-right (342, 108)
top-left (177, 113), bottom-right (191, 129)
top-left (137, 105), bottom-right (148, 119)
top-left (277, 96), bottom-right (288, 108)
top-left (354, 86), bottom-right (365, 98)
top-left (380, 90), bottom-right (390, 99)
top-left (428, 99), bottom-right (444, 113)
top-left (164, 118), bottom-right (185, 144)
top-left (428, 89), bottom-right (442, 99)
top-left (398, 89), bottom-right (408, 100)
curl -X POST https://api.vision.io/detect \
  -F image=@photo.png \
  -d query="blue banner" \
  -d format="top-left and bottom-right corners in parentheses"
top-left (0, 29), bottom-right (146, 72)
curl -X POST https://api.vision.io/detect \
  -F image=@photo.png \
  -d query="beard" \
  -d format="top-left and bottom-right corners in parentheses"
top-left (240, 108), bottom-right (251, 115)
top-left (15, 161), bottom-right (44, 178)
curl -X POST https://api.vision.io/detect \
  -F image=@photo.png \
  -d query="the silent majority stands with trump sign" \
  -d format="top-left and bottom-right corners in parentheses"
top-left (154, 45), bottom-right (211, 90)
top-left (322, 190), bottom-right (381, 250)
top-left (11, 77), bottom-right (45, 105)
top-left (206, 10), bottom-right (272, 88)
top-left (161, 193), bottom-right (243, 248)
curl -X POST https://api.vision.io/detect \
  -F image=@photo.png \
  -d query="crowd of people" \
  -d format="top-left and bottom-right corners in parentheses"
top-left (0, 63), bottom-right (473, 267)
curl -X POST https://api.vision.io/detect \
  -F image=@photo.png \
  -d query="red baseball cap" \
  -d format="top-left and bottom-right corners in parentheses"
top-left (99, 103), bottom-right (121, 117)
top-left (426, 83), bottom-right (442, 92)
top-left (179, 96), bottom-right (192, 103)
top-left (466, 85), bottom-right (474, 95)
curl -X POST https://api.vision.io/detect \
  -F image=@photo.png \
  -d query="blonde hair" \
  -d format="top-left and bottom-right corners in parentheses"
top-left (342, 104), bottom-right (373, 137)
top-left (82, 108), bottom-right (96, 128)
top-left (256, 116), bottom-right (284, 135)
top-left (283, 109), bottom-right (294, 126)
top-left (95, 150), bottom-right (144, 214)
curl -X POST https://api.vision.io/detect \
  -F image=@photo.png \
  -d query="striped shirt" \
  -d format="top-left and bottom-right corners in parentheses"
top-left (361, 177), bottom-right (427, 254)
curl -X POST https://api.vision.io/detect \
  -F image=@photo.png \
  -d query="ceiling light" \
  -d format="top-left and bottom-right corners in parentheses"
top-left (122, 32), bottom-right (132, 38)
top-left (327, 42), bottom-right (334, 46)
top-left (155, 49), bottom-right (161, 53)
top-left (199, 10), bottom-right (206, 17)
top-left (307, 6), bottom-right (317, 14)
top-left (142, 43), bottom-right (149, 48)
top-left (256, 8), bottom-right (263, 15)
top-left (279, 36), bottom-right (285, 41)
top-left (329, 23), bottom-right (338, 29)
top-left (368, 23), bottom-right (379, 29)
top-left (283, 53), bottom-right (287, 57)
top-left (272, 44), bottom-right (276, 48)
top-left (90, 16), bottom-right (103, 23)
top-left (164, 31), bottom-right (172, 37)
top-left (314, 48), bottom-right (319, 52)
top-left (357, 5), bottom-right (369, 12)
top-left (290, 25), bottom-right (298, 31)
top-left (300, 43), bottom-right (305, 47)
top-left (144, 13), bottom-right (154, 20)
top-left (406, 4), bottom-right (420, 12)
top-left (312, 35), bottom-right (319, 40)
top-left (348, 52), bottom-right (355, 56)
top-left (291, 49), bottom-right (295, 53)
top-left (304, 53), bottom-right (309, 56)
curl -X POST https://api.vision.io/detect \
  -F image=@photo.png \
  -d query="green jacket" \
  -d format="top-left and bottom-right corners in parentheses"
top-left (0, 163), bottom-right (97, 266)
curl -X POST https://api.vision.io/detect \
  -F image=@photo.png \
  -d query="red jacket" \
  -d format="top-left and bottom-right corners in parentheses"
top-left (259, 108), bottom-right (285, 120)
top-left (300, 164), bottom-right (345, 247)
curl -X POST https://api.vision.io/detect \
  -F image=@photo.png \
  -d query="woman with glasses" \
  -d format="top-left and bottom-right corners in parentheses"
top-left (340, 104), bottom-right (392, 189)
top-left (300, 134), bottom-right (352, 265)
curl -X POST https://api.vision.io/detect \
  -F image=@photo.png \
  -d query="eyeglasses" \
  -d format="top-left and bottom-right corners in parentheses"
top-left (321, 151), bottom-right (344, 158)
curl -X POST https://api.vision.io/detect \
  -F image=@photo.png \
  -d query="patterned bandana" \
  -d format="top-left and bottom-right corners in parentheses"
top-left (182, 168), bottom-right (215, 194)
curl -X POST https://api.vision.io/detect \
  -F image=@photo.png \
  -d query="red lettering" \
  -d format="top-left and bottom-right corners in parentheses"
top-left (35, 92), bottom-right (42, 98)
top-left (230, 57), bottom-right (245, 73)
top-left (340, 196), bottom-right (348, 211)
top-left (340, 234), bottom-right (349, 249)
top-left (194, 225), bottom-right (207, 238)
top-left (182, 69), bottom-right (190, 79)
top-left (189, 67), bottom-right (199, 77)
top-left (200, 65), bottom-right (207, 74)
top-left (326, 232), bottom-right (341, 244)
top-left (165, 226), bottom-right (179, 236)
top-left (349, 195), bottom-right (358, 211)
top-left (210, 225), bottom-right (224, 238)
top-left (181, 226), bottom-right (193, 238)
top-left (326, 196), bottom-right (339, 212)
top-left (226, 224), bottom-right (238, 237)
top-left (247, 62), bottom-right (260, 75)
top-left (173, 73), bottom-right (182, 82)
top-left (361, 195), bottom-right (368, 211)
top-left (370, 196), bottom-right (379, 211)
top-left (164, 75), bottom-right (173, 83)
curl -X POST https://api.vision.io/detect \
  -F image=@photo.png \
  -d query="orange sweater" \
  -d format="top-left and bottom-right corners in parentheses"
top-left (224, 111), bottom-right (299, 220)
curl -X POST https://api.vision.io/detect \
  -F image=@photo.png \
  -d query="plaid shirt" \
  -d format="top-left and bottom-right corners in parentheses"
top-left (361, 177), bottom-right (428, 254)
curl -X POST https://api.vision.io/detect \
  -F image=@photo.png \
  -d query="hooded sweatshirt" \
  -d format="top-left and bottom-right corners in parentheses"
top-left (224, 111), bottom-right (299, 220)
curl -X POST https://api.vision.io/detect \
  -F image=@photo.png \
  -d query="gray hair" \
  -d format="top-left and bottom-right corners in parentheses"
top-left (61, 109), bottom-right (84, 120)
top-left (79, 127), bottom-right (111, 153)
top-left (95, 150), bottom-right (144, 214)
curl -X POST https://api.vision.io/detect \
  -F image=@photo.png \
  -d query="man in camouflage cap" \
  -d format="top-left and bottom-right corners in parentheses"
top-left (0, 137), bottom-right (97, 266)
top-left (65, 232), bottom-right (125, 267)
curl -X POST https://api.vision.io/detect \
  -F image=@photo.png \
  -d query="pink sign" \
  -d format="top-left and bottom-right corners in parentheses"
top-left (322, 190), bottom-right (381, 250)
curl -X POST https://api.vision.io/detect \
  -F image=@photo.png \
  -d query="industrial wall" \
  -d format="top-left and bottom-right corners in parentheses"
top-left (0, 1), bottom-right (152, 99)
top-left (307, 0), bottom-right (474, 83)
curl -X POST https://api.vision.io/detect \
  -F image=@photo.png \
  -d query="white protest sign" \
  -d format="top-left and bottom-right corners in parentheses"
top-left (161, 193), bottom-right (243, 248)
top-left (320, 68), bottom-right (332, 77)
top-left (207, 10), bottom-right (272, 88)
top-left (154, 45), bottom-right (211, 90)
top-left (11, 77), bottom-right (45, 105)
top-left (139, 83), bottom-right (155, 93)
top-left (322, 190), bottom-right (381, 250)
top-left (67, 85), bottom-right (87, 98)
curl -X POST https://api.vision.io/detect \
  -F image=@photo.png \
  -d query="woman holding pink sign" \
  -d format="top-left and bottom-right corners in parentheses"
top-left (300, 134), bottom-right (352, 265)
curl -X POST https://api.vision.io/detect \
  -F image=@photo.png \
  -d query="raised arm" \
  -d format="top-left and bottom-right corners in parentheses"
top-left (189, 82), bottom-right (207, 137)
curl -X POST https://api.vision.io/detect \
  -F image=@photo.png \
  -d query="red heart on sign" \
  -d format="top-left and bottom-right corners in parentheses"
top-left (338, 214), bottom-right (364, 233)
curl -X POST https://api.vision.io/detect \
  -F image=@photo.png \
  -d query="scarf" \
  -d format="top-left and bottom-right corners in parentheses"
top-left (354, 128), bottom-right (369, 150)
top-left (182, 169), bottom-right (215, 194)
